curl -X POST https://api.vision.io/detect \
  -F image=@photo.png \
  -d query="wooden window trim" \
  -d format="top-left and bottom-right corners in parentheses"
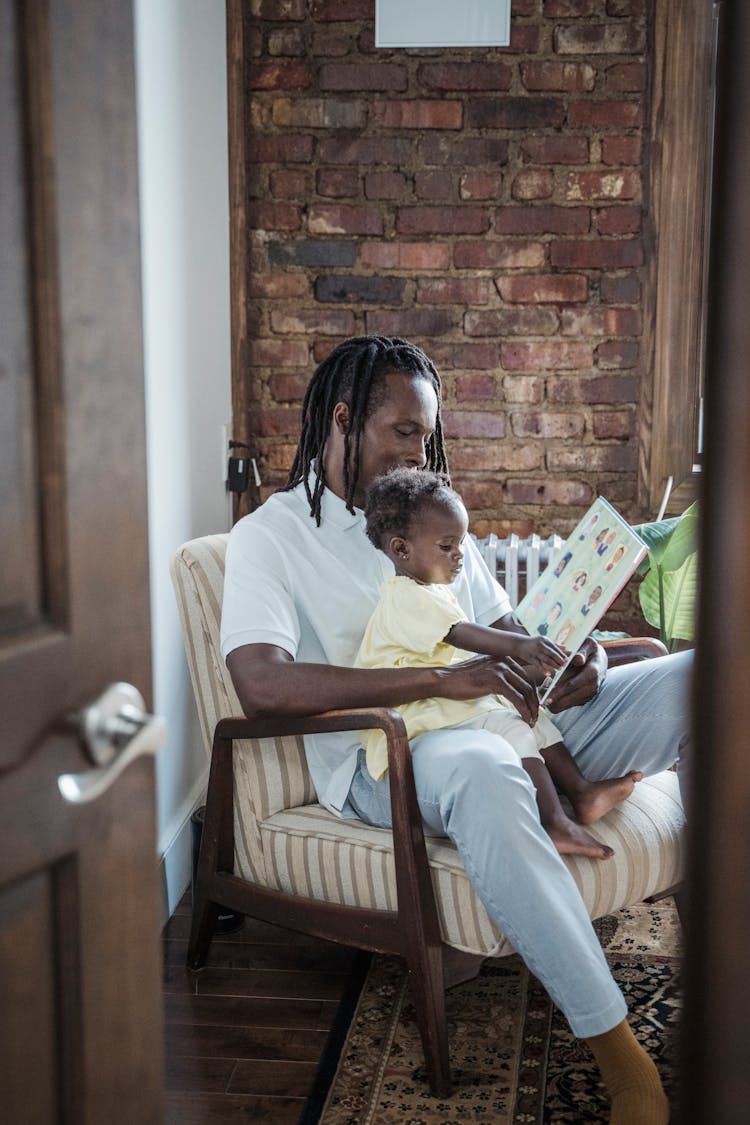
top-left (640, 0), bottom-right (716, 515)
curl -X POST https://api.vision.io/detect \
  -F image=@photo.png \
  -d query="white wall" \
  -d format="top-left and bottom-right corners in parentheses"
top-left (134, 0), bottom-right (232, 917)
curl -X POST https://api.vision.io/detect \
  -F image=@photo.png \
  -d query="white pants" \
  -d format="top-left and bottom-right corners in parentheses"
top-left (348, 649), bottom-right (692, 1038)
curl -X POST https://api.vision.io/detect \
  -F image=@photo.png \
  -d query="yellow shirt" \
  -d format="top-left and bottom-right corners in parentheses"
top-left (354, 576), bottom-right (509, 780)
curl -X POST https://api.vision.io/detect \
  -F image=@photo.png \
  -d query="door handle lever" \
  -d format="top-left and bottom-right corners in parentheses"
top-left (58, 682), bottom-right (165, 804)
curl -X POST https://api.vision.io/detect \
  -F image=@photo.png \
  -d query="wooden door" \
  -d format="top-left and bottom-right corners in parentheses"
top-left (0, 1), bottom-right (162, 1122)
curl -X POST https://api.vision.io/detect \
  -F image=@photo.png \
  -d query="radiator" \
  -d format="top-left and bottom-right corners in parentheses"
top-left (472, 533), bottom-right (564, 611)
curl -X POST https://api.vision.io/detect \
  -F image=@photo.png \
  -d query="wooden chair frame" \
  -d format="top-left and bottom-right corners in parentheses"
top-left (189, 636), bottom-right (669, 1097)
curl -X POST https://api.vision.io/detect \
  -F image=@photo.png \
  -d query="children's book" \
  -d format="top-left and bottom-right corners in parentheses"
top-left (514, 496), bottom-right (648, 703)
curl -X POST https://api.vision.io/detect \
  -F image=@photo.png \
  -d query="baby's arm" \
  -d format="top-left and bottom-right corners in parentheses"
top-left (446, 621), bottom-right (567, 683)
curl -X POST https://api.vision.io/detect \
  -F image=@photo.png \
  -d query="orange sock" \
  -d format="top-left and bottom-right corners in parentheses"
top-left (585, 1018), bottom-right (669, 1124)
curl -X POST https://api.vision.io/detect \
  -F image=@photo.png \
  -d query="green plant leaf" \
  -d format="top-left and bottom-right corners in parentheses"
top-left (662, 552), bottom-right (698, 644)
top-left (633, 516), bottom-right (681, 574)
top-left (638, 564), bottom-right (665, 635)
top-left (660, 502), bottom-right (699, 572)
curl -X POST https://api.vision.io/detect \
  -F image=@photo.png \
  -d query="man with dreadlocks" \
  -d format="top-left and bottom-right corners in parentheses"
top-left (221, 335), bottom-right (690, 1125)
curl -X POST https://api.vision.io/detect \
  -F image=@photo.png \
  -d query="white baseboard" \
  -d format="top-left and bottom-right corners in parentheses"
top-left (157, 771), bottom-right (208, 924)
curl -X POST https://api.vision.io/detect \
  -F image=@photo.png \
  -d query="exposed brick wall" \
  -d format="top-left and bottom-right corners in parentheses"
top-left (242, 0), bottom-right (650, 603)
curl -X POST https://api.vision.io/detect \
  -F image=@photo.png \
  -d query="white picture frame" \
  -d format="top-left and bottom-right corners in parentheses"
top-left (375, 0), bottom-right (511, 49)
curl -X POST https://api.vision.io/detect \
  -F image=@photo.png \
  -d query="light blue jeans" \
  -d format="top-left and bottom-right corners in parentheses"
top-left (348, 649), bottom-right (692, 1038)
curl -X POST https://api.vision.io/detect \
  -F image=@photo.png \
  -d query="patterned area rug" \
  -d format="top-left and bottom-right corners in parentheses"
top-left (318, 899), bottom-right (681, 1125)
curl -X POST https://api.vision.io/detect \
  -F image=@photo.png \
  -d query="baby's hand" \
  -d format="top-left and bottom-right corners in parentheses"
top-left (513, 636), bottom-right (568, 683)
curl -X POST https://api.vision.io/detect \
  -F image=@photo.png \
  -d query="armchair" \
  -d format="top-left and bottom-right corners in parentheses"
top-left (171, 533), bottom-right (684, 1097)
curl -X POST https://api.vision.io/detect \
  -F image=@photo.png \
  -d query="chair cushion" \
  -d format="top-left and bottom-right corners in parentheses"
top-left (253, 770), bottom-right (685, 957)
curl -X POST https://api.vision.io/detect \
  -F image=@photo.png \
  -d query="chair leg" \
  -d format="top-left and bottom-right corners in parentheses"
top-left (408, 946), bottom-right (452, 1098)
top-left (187, 894), bottom-right (220, 970)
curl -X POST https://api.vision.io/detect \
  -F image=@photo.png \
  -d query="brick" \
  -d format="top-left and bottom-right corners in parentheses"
top-left (414, 171), bottom-right (454, 202)
top-left (312, 337), bottom-right (349, 364)
top-left (312, 0), bottom-right (372, 17)
top-left (429, 342), bottom-right (501, 370)
top-left (497, 274), bottom-right (588, 304)
top-left (454, 241), bottom-right (545, 269)
top-left (607, 0), bottom-right (646, 15)
top-left (364, 171), bottom-right (408, 200)
top-left (507, 24), bottom-right (541, 52)
top-left (420, 136), bottom-right (509, 167)
top-left (567, 171), bottom-right (641, 202)
top-left (248, 62), bottom-right (312, 90)
top-left (417, 278), bottom-right (490, 305)
top-left (511, 411), bottom-right (584, 438)
top-left (258, 408), bottom-right (304, 437)
top-left (319, 135), bottom-right (412, 165)
top-left (495, 206), bottom-right (590, 235)
top-left (511, 0), bottom-right (537, 13)
top-left (268, 240), bottom-right (357, 268)
top-left (502, 375), bottom-right (546, 404)
top-left (359, 242), bottom-right (451, 270)
top-left (597, 339), bottom-right (640, 368)
top-left (606, 62), bottom-right (646, 93)
top-left (312, 29), bottom-right (353, 56)
top-left (248, 338), bottom-right (309, 367)
top-left (600, 272), bottom-right (640, 303)
top-left (512, 169), bottom-right (555, 201)
top-left (450, 443), bottom-right (542, 471)
top-left (317, 168), bottom-right (359, 197)
top-left (265, 443), bottom-right (299, 471)
top-left (308, 205), bottom-right (384, 236)
top-left (561, 307), bottom-right (641, 335)
top-left (502, 341), bottom-right (594, 370)
top-left (315, 275), bottom-right (406, 304)
top-left (251, 0), bottom-right (305, 18)
top-left (593, 410), bottom-right (632, 439)
top-left (460, 172), bottom-right (503, 200)
top-left (319, 62), bottom-right (408, 92)
top-left (521, 61), bottom-right (596, 92)
top-left (250, 273), bottom-right (310, 299)
top-left (249, 203), bottom-right (302, 231)
top-left (366, 309), bottom-right (457, 337)
top-left (374, 100), bottom-right (463, 129)
top-left (522, 136), bottom-right (589, 165)
top-left (555, 24), bottom-right (646, 54)
top-left (455, 373), bottom-right (498, 402)
top-left (418, 61), bottom-right (513, 91)
top-left (601, 136), bottom-right (641, 165)
top-left (271, 97), bottom-right (365, 129)
top-left (596, 205), bottom-right (642, 236)
top-left (505, 478), bottom-right (594, 506)
top-left (397, 207), bottom-right (490, 236)
top-left (268, 375), bottom-right (309, 403)
top-left (543, 0), bottom-right (598, 14)
top-left (270, 308), bottom-right (355, 336)
top-left (250, 134), bottom-right (314, 163)
top-left (267, 28), bottom-right (306, 56)
top-left (567, 100), bottom-right (643, 128)
top-left (270, 169), bottom-right (313, 199)
top-left (452, 479), bottom-right (504, 511)
top-left (548, 445), bottom-right (637, 471)
top-left (468, 98), bottom-right (565, 130)
top-left (551, 239), bottom-right (643, 268)
top-left (465, 307), bottom-right (559, 337)
top-left (547, 373), bottom-right (638, 404)
top-left (442, 411), bottom-right (506, 439)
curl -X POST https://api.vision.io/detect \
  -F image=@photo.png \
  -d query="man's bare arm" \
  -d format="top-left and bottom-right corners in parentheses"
top-left (226, 642), bottom-right (540, 725)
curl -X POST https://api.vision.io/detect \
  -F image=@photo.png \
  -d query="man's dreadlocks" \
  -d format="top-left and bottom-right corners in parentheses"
top-left (284, 335), bottom-right (449, 523)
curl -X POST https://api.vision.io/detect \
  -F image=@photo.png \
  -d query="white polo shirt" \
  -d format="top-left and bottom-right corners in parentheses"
top-left (221, 480), bottom-right (512, 816)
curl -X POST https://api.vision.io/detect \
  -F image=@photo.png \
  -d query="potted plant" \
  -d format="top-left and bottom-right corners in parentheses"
top-left (633, 502), bottom-right (698, 652)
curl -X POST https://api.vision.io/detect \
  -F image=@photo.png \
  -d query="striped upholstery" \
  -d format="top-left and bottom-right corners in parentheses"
top-left (171, 534), bottom-right (686, 957)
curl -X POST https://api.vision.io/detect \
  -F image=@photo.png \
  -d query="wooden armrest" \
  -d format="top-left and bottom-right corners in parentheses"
top-left (601, 636), bottom-right (668, 667)
top-left (214, 708), bottom-right (441, 951)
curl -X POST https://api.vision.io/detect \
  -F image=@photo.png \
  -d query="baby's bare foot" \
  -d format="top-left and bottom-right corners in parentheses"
top-left (546, 818), bottom-right (614, 861)
top-left (572, 771), bottom-right (643, 826)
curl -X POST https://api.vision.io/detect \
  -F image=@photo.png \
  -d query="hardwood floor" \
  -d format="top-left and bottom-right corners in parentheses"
top-left (162, 893), bottom-right (357, 1124)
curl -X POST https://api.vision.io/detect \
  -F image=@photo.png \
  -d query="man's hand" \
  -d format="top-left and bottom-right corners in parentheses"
top-left (545, 636), bottom-right (607, 713)
top-left (440, 654), bottom-right (540, 725)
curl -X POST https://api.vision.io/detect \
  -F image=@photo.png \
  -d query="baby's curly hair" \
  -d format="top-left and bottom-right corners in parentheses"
top-left (364, 468), bottom-right (461, 550)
